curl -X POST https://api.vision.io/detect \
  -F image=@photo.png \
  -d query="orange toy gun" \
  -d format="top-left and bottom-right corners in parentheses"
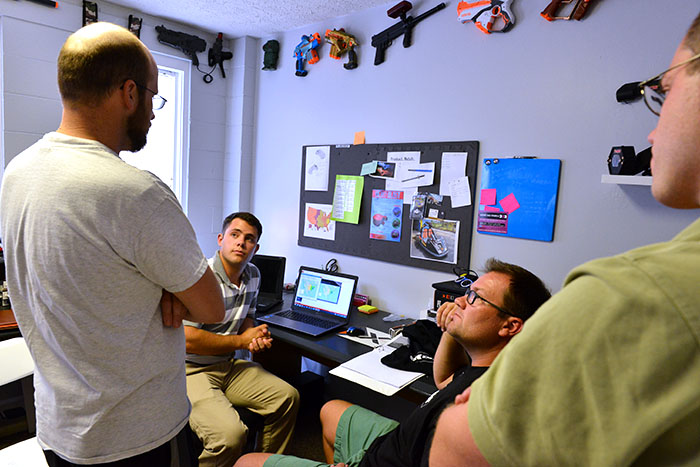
top-left (457, 0), bottom-right (514, 34)
top-left (325, 29), bottom-right (359, 70)
top-left (541, 0), bottom-right (592, 21)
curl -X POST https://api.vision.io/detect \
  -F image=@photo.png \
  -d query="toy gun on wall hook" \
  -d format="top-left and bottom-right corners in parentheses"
top-left (293, 33), bottom-right (322, 76)
top-left (371, 1), bottom-right (446, 66)
top-left (457, 0), bottom-right (514, 34)
top-left (208, 33), bottom-right (233, 78)
top-left (17, 0), bottom-right (58, 8)
top-left (541, 0), bottom-right (593, 21)
top-left (325, 29), bottom-right (359, 70)
top-left (155, 25), bottom-right (206, 66)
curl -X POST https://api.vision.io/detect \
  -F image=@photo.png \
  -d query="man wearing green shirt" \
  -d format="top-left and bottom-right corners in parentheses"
top-left (430, 12), bottom-right (700, 466)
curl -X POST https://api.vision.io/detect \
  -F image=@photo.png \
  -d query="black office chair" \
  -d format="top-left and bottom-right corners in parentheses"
top-left (236, 406), bottom-right (265, 453)
top-left (189, 406), bottom-right (265, 457)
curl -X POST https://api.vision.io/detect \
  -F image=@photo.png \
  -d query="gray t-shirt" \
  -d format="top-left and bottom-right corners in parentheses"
top-left (0, 133), bottom-right (208, 463)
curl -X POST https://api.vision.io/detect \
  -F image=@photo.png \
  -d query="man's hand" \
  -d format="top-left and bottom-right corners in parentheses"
top-left (436, 296), bottom-right (466, 331)
top-left (240, 324), bottom-right (273, 353)
top-left (161, 290), bottom-right (189, 328)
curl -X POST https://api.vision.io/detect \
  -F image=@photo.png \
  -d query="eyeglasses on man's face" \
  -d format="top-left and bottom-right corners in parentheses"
top-left (638, 51), bottom-right (700, 116)
top-left (133, 82), bottom-right (167, 111)
top-left (464, 287), bottom-right (517, 318)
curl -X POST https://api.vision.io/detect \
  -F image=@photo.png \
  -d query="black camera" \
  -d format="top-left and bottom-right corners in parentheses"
top-left (616, 82), bottom-right (642, 103)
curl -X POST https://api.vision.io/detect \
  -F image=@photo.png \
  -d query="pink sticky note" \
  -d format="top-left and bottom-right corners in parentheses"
top-left (484, 206), bottom-right (502, 212)
top-left (500, 193), bottom-right (520, 213)
top-left (480, 188), bottom-right (497, 205)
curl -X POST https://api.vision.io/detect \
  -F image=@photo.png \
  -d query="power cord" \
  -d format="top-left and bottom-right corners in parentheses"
top-left (324, 258), bottom-right (339, 272)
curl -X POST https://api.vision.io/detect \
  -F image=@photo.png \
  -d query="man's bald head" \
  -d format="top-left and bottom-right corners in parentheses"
top-left (58, 22), bottom-right (153, 106)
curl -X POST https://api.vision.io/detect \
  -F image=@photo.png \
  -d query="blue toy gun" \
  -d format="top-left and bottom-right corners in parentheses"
top-left (293, 33), bottom-right (322, 77)
top-left (457, 0), bottom-right (515, 33)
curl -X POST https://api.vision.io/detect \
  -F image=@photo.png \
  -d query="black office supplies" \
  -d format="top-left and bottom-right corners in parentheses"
top-left (250, 254), bottom-right (286, 312)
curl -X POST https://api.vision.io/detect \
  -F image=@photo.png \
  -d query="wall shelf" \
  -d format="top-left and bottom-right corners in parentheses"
top-left (601, 174), bottom-right (653, 186)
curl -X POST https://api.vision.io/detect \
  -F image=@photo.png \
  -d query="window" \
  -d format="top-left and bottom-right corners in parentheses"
top-left (120, 52), bottom-right (191, 213)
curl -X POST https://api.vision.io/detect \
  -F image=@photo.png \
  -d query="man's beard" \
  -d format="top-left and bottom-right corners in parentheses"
top-left (126, 97), bottom-right (148, 152)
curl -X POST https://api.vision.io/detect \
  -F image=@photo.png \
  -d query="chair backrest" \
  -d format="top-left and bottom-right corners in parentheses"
top-left (0, 337), bottom-right (34, 386)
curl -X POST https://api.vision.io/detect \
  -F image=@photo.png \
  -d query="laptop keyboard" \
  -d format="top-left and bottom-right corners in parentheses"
top-left (277, 310), bottom-right (336, 329)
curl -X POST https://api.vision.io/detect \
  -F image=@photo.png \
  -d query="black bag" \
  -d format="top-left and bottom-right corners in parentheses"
top-left (380, 320), bottom-right (442, 376)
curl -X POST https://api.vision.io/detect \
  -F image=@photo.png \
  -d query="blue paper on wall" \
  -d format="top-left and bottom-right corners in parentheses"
top-left (477, 158), bottom-right (561, 242)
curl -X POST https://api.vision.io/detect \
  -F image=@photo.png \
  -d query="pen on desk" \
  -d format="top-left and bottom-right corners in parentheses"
top-left (401, 174), bottom-right (425, 182)
top-left (407, 169), bottom-right (432, 172)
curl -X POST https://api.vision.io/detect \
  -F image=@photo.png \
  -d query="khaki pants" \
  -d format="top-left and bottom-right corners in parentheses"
top-left (186, 360), bottom-right (300, 467)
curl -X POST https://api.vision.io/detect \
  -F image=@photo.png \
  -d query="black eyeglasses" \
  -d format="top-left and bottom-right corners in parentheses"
top-left (464, 287), bottom-right (516, 318)
top-left (638, 51), bottom-right (700, 116)
top-left (133, 82), bottom-right (167, 110)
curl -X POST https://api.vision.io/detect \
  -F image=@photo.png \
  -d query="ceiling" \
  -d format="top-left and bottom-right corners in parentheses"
top-left (108, 0), bottom-right (392, 39)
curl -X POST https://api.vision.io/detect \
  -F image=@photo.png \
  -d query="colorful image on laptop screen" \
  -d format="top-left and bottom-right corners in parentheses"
top-left (294, 269), bottom-right (355, 318)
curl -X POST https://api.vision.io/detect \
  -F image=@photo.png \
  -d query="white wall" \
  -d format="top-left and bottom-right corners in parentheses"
top-left (3, 1), bottom-right (698, 318)
top-left (0, 0), bottom-right (251, 255)
top-left (253, 1), bottom-right (700, 316)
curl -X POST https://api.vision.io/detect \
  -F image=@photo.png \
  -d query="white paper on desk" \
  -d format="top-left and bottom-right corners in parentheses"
top-left (330, 345), bottom-right (423, 396)
top-left (439, 152), bottom-right (468, 196)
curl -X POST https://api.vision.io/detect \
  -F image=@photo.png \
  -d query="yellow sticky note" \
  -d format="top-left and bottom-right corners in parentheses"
top-left (358, 305), bottom-right (378, 314)
top-left (354, 131), bottom-right (365, 145)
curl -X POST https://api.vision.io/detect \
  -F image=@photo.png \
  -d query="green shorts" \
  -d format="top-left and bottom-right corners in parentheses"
top-left (263, 404), bottom-right (399, 467)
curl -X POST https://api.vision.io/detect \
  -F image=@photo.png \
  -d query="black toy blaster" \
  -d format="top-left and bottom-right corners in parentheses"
top-left (155, 25), bottom-right (206, 66)
top-left (541, 0), bottom-right (592, 21)
top-left (208, 33), bottom-right (233, 78)
top-left (16, 0), bottom-right (58, 7)
top-left (371, 1), bottom-right (446, 66)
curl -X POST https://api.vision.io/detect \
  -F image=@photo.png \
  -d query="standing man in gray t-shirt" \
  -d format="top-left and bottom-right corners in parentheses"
top-left (0, 22), bottom-right (224, 466)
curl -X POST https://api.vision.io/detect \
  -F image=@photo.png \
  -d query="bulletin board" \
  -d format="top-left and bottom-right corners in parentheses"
top-left (477, 158), bottom-right (562, 242)
top-left (298, 141), bottom-right (479, 273)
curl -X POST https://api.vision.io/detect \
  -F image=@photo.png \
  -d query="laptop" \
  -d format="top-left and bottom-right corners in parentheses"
top-left (257, 266), bottom-right (358, 337)
top-left (250, 254), bottom-right (286, 312)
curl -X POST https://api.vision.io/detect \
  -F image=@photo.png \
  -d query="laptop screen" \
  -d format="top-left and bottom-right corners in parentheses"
top-left (251, 255), bottom-right (285, 296)
top-left (294, 267), bottom-right (357, 318)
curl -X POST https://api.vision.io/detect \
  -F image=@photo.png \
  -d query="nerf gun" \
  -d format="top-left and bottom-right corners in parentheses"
top-left (325, 29), bottom-right (359, 70)
top-left (18, 0), bottom-right (58, 7)
top-left (371, 1), bottom-right (446, 66)
top-left (457, 0), bottom-right (514, 34)
top-left (293, 33), bottom-right (322, 77)
top-left (155, 25), bottom-right (206, 66)
top-left (208, 32), bottom-right (233, 78)
top-left (541, 0), bottom-right (592, 21)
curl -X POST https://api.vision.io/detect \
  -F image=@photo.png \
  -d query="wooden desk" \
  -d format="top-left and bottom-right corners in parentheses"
top-left (0, 307), bottom-right (21, 342)
top-left (254, 293), bottom-right (437, 403)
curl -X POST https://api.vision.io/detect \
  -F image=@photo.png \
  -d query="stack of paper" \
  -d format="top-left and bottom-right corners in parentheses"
top-left (330, 344), bottom-right (424, 396)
